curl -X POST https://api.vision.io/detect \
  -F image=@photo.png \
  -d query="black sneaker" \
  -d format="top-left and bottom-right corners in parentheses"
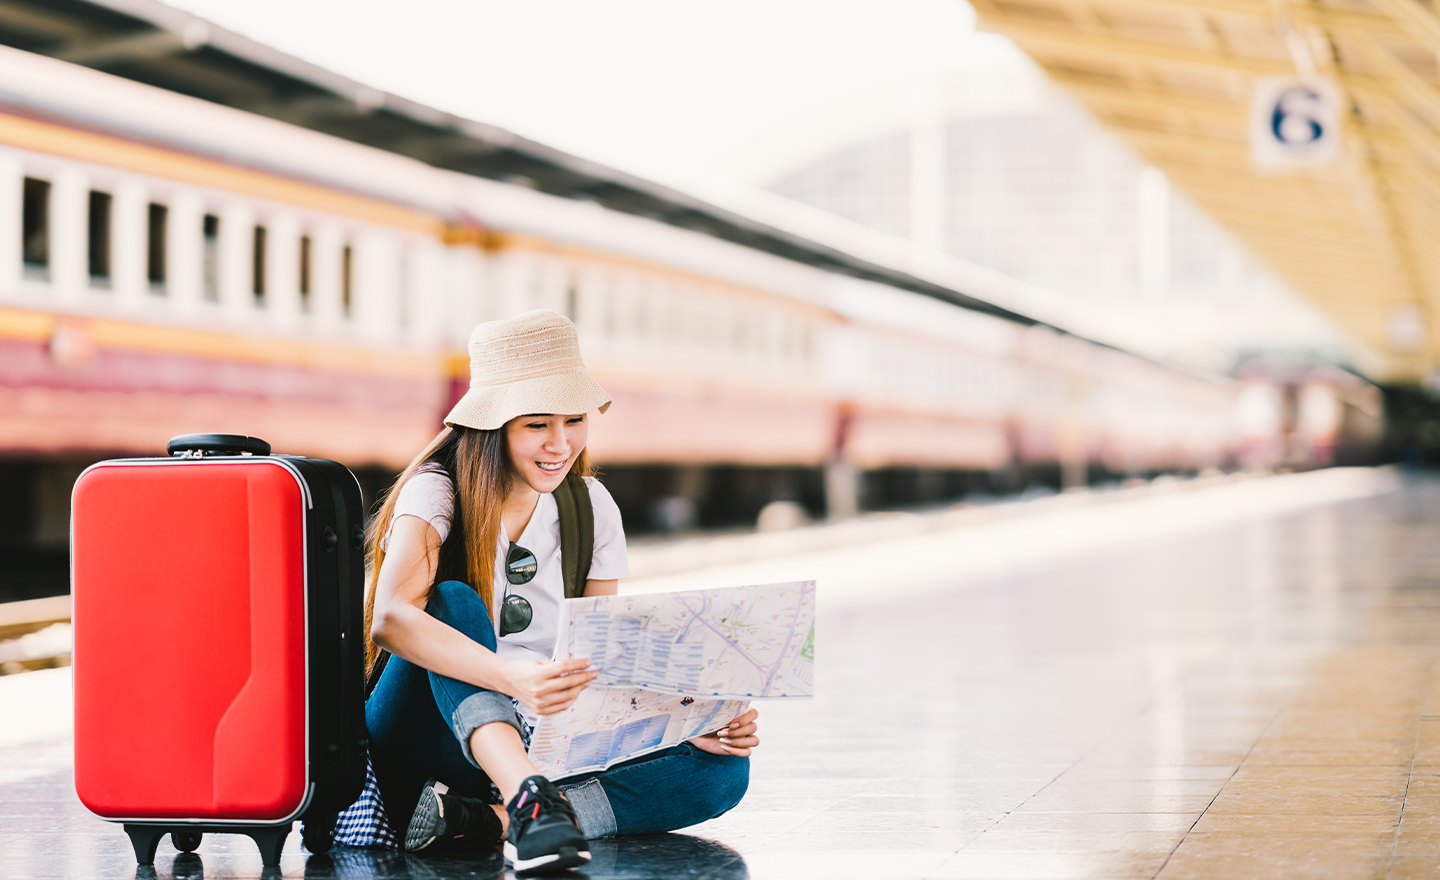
top-left (504, 775), bottom-right (591, 874)
top-left (405, 778), bottom-right (504, 854)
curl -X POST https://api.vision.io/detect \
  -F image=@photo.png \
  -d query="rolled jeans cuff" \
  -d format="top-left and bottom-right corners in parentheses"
top-left (559, 778), bottom-right (617, 839)
top-left (451, 690), bottom-right (526, 768)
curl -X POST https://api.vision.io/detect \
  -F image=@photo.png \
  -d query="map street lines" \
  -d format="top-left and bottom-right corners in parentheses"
top-left (531, 580), bottom-right (815, 779)
top-left (529, 689), bottom-right (750, 777)
top-left (555, 580), bottom-right (816, 699)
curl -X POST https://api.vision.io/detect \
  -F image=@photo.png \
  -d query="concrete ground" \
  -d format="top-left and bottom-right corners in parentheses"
top-left (5, 467), bottom-right (1436, 880)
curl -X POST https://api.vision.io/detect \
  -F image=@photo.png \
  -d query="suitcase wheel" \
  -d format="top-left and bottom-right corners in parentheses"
top-left (301, 816), bottom-right (336, 855)
top-left (123, 825), bottom-right (165, 865)
top-left (171, 831), bottom-right (203, 853)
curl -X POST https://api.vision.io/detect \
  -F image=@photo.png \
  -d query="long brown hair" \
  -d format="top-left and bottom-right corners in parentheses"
top-left (362, 422), bottom-right (594, 675)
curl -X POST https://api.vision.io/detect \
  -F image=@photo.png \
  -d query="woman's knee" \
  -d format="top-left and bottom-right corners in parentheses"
top-left (431, 579), bottom-right (487, 611)
top-left (426, 580), bottom-right (497, 649)
top-left (692, 751), bottom-right (749, 820)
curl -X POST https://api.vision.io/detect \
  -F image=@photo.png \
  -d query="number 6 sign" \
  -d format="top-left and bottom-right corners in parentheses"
top-left (1251, 76), bottom-right (1341, 171)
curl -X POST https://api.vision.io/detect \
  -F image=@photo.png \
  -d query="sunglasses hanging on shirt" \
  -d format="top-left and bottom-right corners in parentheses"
top-left (500, 542), bottom-right (538, 636)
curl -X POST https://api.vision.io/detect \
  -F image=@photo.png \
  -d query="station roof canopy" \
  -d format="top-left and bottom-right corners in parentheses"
top-left (966, 0), bottom-right (1440, 381)
top-left (0, 0), bottom-right (1047, 330)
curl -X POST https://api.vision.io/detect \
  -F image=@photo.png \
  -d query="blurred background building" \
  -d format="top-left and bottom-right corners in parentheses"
top-left (0, 0), bottom-right (1411, 609)
top-left (749, 39), bottom-right (1348, 363)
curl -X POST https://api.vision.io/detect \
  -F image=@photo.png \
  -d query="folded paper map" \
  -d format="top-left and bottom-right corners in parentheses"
top-left (528, 689), bottom-right (753, 777)
top-left (529, 580), bottom-right (815, 778)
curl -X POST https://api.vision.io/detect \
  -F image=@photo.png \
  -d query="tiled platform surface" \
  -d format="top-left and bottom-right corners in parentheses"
top-left (5, 469), bottom-right (1440, 879)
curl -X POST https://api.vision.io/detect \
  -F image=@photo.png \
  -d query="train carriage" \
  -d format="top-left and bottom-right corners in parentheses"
top-left (0, 11), bottom-right (1254, 571)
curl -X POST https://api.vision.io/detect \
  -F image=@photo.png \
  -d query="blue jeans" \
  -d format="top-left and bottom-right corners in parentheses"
top-left (365, 580), bottom-right (749, 838)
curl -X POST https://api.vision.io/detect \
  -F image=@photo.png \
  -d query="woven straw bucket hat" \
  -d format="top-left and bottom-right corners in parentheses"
top-left (444, 309), bottom-right (611, 431)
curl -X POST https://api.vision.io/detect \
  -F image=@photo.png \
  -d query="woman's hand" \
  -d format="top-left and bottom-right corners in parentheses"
top-left (504, 657), bottom-right (597, 715)
top-left (690, 707), bottom-right (759, 757)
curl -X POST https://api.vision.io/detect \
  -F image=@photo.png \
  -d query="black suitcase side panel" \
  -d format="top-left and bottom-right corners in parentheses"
top-left (291, 457), bottom-right (368, 817)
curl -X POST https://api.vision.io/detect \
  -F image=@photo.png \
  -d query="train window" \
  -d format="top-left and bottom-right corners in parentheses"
top-left (341, 244), bottom-right (353, 318)
top-left (709, 303), bottom-right (726, 351)
top-left (299, 235), bottom-right (312, 313)
top-left (252, 225), bottom-right (267, 304)
top-left (21, 177), bottom-right (49, 278)
top-left (529, 262), bottom-right (544, 312)
top-left (87, 191), bottom-right (111, 285)
top-left (601, 282), bottom-right (615, 338)
top-left (146, 203), bottom-right (167, 292)
top-left (202, 214), bottom-right (220, 302)
top-left (397, 251), bottom-right (409, 328)
top-left (691, 298), bottom-right (705, 348)
top-left (666, 299), bottom-right (681, 343)
top-left (687, 297), bottom-right (706, 349)
top-left (635, 289), bottom-right (649, 340)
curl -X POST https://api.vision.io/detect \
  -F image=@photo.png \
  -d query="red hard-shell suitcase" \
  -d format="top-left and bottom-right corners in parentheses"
top-left (71, 434), bottom-right (367, 866)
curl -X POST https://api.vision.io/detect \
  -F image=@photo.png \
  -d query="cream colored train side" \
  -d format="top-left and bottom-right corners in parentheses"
top-left (0, 45), bottom-right (1237, 518)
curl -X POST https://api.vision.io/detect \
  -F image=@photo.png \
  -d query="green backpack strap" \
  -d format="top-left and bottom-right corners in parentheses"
top-left (554, 471), bottom-right (595, 599)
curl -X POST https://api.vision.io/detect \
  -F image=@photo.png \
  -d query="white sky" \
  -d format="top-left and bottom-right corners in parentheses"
top-left (163, 0), bottom-right (978, 187)
top-left (159, 0), bottom-right (1349, 364)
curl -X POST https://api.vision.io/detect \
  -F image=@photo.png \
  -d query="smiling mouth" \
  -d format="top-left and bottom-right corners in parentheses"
top-left (537, 461), bottom-right (566, 472)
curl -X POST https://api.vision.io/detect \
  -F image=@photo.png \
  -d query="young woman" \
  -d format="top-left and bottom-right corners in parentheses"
top-left (360, 310), bottom-right (758, 874)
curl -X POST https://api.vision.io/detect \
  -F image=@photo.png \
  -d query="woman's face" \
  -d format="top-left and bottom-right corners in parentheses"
top-left (505, 413), bottom-right (589, 494)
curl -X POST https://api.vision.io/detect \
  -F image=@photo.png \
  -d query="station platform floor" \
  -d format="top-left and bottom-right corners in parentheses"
top-left (3, 467), bottom-right (1438, 879)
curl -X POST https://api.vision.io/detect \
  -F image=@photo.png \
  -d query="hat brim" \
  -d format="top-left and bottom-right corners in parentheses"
top-left (444, 371), bottom-right (612, 431)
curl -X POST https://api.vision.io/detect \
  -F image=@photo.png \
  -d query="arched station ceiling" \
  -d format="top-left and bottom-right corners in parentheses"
top-left (968, 0), bottom-right (1440, 381)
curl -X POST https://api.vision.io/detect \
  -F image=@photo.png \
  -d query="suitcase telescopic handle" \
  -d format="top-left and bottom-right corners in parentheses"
top-left (167, 433), bottom-right (272, 458)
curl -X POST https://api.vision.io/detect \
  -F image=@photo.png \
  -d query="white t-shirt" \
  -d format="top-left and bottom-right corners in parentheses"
top-left (384, 466), bottom-right (630, 677)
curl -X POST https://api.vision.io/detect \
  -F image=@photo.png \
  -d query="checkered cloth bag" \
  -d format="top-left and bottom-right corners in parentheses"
top-left (327, 698), bottom-right (532, 850)
top-left (330, 752), bottom-right (399, 850)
